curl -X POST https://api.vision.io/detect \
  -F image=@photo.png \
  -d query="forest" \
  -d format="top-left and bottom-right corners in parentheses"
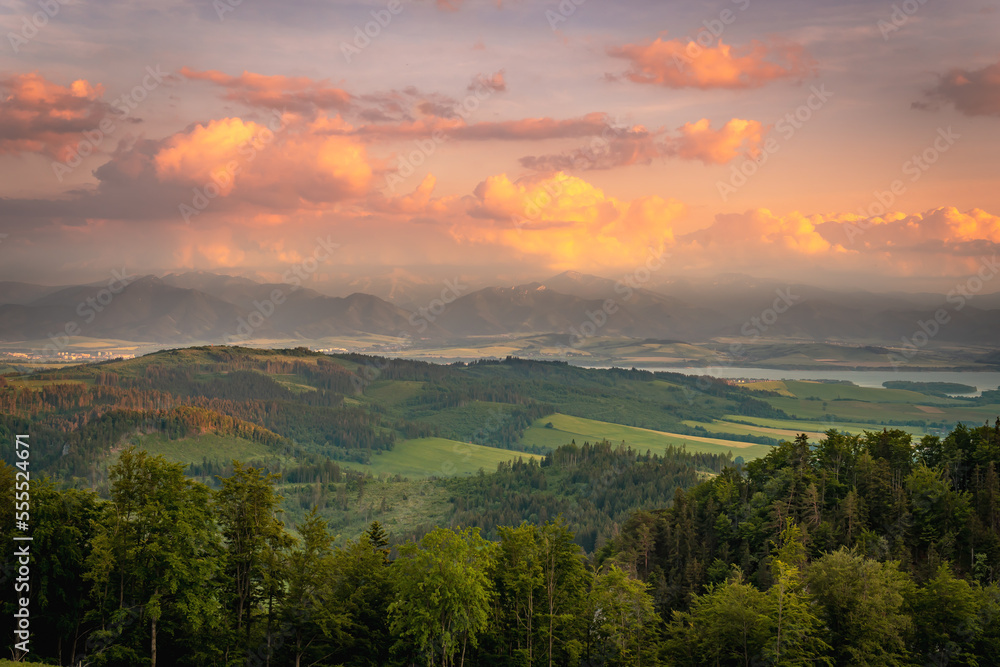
top-left (3, 418), bottom-right (999, 666)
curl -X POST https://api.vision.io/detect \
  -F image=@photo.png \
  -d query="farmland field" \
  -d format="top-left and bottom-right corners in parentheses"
top-left (521, 413), bottom-right (775, 460)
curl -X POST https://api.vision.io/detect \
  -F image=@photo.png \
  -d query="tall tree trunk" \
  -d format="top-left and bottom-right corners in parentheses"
top-left (151, 617), bottom-right (157, 667)
top-left (528, 589), bottom-right (533, 663)
top-left (266, 591), bottom-right (274, 667)
top-left (71, 616), bottom-right (81, 666)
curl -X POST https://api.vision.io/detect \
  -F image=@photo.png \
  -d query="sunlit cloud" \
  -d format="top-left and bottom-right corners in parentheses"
top-left (607, 37), bottom-right (814, 89)
top-left (662, 118), bottom-right (766, 165)
top-left (180, 67), bottom-right (353, 115)
top-left (0, 73), bottom-right (117, 160)
top-left (453, 172), bottom-right (682, 269)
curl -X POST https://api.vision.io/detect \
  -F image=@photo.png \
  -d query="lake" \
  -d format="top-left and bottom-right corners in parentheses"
top-left (580, 365), bottom-right (1000, 396)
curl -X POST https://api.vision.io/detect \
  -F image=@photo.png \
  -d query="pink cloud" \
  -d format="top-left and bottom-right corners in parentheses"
top-left (0, 72), bottom-right (115, 160)
top-left (608, 37), bottom-right (814, 89)
top-left (180, 67), bottom-right (352, 114)
top-left (663, 118), bottom-right (766, 164)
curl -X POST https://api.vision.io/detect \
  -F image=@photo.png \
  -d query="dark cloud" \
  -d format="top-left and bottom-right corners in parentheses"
top-left (916, 59), bottom-right (1000, 117)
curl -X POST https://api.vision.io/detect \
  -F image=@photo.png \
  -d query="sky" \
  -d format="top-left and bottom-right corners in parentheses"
top-left (0, 0), bottom-right (998, 293)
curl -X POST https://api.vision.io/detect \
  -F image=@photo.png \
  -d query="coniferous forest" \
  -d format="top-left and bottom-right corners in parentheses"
top-left (2, 418), bottom-right (1000, 666)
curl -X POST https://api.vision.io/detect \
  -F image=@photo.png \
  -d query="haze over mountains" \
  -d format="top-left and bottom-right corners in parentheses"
top-left (2, 270), bottom-right (1000, 348)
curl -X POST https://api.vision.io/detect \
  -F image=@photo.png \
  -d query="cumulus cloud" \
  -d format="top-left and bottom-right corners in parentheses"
top-left (0, 111), bottom-right (374, 226)
top-left (683, 208), bottom-right (834, 256)
top-left (152, 112), bottom-right (372, 210)
top-left (607, 37), bottom-right (814, 89)
top-left (916, 59), bottom-right (1000, 117)
top-left (679, 207), bottom-right (1000, 277)
top-left (453, 172), bottom-right (682, 269)
top-left (662, 118), bottom-right (766, 164)
top-left (818, 207), bottom-right (1000, 250)
top-left (0, 73), bottom-right (117, 160)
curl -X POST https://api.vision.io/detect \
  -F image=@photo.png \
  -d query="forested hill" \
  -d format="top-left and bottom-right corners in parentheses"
top-left (0, 345), bottom-right (785, 483)
top-left (599, 423), bottom-right (1000, 665)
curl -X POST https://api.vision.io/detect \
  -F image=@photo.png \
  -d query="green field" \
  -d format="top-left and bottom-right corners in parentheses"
top-left (282, 476), bottom-right (454, 543)
top-left (683, 419), bottom-right (828, 441)
top-left (364, 379), bottom-right (426, 405)
top-left (271, 373), bottom-right (318, 393)
top-left (340, 437), bottom-right (541, 478)
top-left (521, 413), bottom-right (774, 460)
top-left (777, 380), bottom-right (955, 404)
top-left (10, 377), bottom-right (90, 388)
top-left (765, 396), bottom-right (998, 423)
top-left (131, 432), bottom-right (278, 466)
top-left (740, 380), bottom-right (1000, 426)
top-left (727, 415), bottom-right (938, 437)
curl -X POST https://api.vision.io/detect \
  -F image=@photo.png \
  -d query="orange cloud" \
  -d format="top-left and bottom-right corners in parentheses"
top-left (608, 37), bottom-right (814, 89)
top-left (824, 207), bottom-right (1000, 249)
top-left (0, 72), bottom-right (113, 160)
top-left (370, 174), bottom-right (458, 215)
top-left (455, 172), bottom-right (682, 269)
top-left (152, 112), bottom-right (371, 210)
top-left (664, 118), bottom-right (766, 164)
top-left (684, 208), bottom-right (834, 255)
top-left (675, 207), bottom-right (1000, 281)
top-left (180, 67), bottom-right (352, 114)
top-left (154, 117), bottom-right (263, 193)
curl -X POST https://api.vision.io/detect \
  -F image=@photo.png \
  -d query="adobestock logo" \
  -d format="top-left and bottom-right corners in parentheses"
top-left (889, 255), bottom-right (999, 368)
top-left (6, 0), bottom-right (71, 54)
top-left (408, 278), bottom-right (468, 334)
top-left (43, 267), bottom-right (137, 358)
top-left (226, 236), bottom-right (341, 344)
top-left (340, 0), bottom-right (407, 63)
top-left (717, 84), bottom-right (833, 202)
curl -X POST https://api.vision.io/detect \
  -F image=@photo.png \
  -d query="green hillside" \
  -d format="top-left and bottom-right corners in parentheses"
top-left (340, 437), bottom-right (542, 478)
top-left (521, 413), bottom-right (775, 460)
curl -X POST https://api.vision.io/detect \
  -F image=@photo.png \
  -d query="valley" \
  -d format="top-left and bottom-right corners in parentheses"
top-left (3, 344), bottom-right (998, 545)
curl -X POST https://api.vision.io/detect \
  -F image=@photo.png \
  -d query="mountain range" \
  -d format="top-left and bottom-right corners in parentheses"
top-left (1, 270), bottom-right (999, 347)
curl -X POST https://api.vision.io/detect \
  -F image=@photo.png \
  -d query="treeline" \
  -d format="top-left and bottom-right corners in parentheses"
top-left (883, 380), bottom-right (978, 396)
top-left (680, 422), bottom-right (779, 445)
